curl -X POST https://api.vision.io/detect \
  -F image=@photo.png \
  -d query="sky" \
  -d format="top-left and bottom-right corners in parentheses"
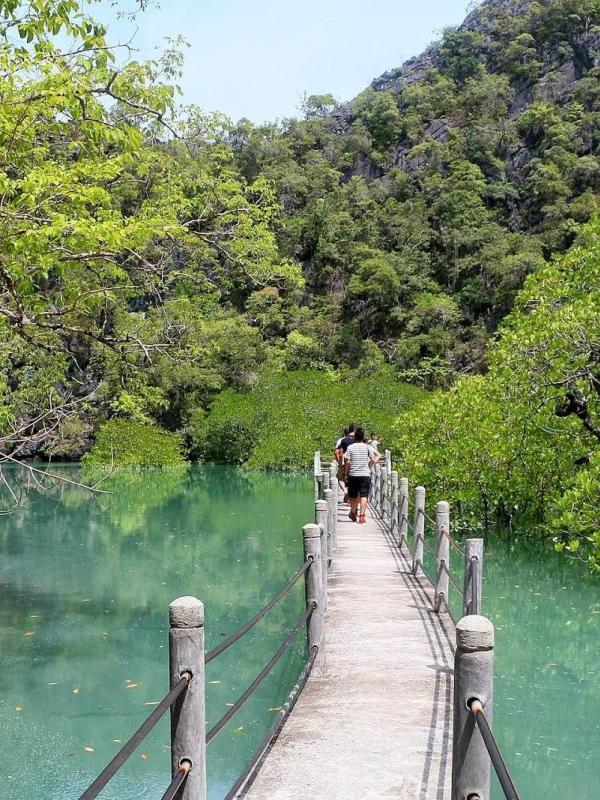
top-left (97, 0), bottom-right (477, 123)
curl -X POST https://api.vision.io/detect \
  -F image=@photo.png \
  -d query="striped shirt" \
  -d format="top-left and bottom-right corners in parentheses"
top-left (345, 442), bottom-right (377, 477)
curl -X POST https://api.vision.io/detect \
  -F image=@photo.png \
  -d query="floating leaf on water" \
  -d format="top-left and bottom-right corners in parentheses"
top-left (208, 680), bottom-right (221, 685)
top-left (47, 682), bottom-right (58, 686)
top-left (72, 688), bottom-right (80, 694)
top-left (81, 599), bottom-right (91, 603)
top-left (113, 739), bottom-right (123, 744)
top-left (15, 706), bottom-right (23, 712)
top-left (84, 746), bottom-right (94, 753)
top-left (144, 701), bottom-right (160, 706)
top-left (225, 702), bottom-right (234, 707)
top-left (234, 726), bottom-right (244, 733)
top-left (23, 631), bottom-right (35, 637)
top-left (126, 683), bottom-right (139, 689)
top-left (30, 614), bottom-right (40, 619)
top-left (140, 753), bottom-right (149, 760)
top-left (268, 707), bottom-right (282, 712)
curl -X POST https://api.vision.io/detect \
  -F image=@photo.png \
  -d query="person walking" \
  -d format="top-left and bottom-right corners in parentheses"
top-left (344, 427), bottom-right (380, 524)
top-left (334, 427), bottom-right (349, 458)
top-left (335, 423), bottom-right (356, 499)
top-left (368, 432), bottom-right (380, 450)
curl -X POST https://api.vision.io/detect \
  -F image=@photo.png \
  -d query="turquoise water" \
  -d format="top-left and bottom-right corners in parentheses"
top-left (421, 527), bottom-right (600, 799)
top-left (0, 466), bottom-right (311, 800)
top-left (1, 467), bottom-right (599, 799)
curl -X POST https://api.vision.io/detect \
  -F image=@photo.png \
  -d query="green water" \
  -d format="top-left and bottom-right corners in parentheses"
top-left (1, 468), bottom-right (600, 799)
top-left (422, 528), bottom-right (600, 799)
top-left (0, 466), bottom-right (311, 800)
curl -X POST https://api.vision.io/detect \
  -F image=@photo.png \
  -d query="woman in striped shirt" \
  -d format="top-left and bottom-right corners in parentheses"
top-left (344, 427), bottom-right (381, 523)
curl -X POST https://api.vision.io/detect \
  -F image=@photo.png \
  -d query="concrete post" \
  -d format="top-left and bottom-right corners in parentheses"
top-left (435, 501), bottom-right (450, 613)
top-left (412, 486), bottom-right (425, 575)
top-left (303, 524), bottom-right (324, 651)
top-left (391, 471), bottom-right (399, 543)
top-left (322, 471), bottom-right (330, 492)
top-left (169, 597), bottom-right (206, 800)
top-left (463, 539), bottom-right (484, 617)
top-left (452, 615), bottom-right (494, 800)
top-left (324, 488), bottom-right (335, 566)
top-left (315, 499), bottom-right (329, 610)
top-left (399, 478), bottom-right (409, 548)
top-left (385, 449), bottom-right (392, 474)
top-left (330, 475), bottom-right (338, 548)
top-left (314, 452), bottom-right (321, 500)
top-left (381, 467), bottom-right (389, 521)
top-left (370, 464), bottom-right (376, 506)
top-left (329, 460), bottom-right (337, 485)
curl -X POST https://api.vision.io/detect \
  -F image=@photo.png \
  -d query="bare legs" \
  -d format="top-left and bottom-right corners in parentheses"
top-left (359, 496), bottom-right (368, 518)
top-left (349, 494), bottom-right (368, 522)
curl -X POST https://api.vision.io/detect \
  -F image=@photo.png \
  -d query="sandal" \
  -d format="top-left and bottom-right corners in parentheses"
top-left (359, 514), bottom-right (366, 524)
top-left (349, 510), bottom-right (357, 522)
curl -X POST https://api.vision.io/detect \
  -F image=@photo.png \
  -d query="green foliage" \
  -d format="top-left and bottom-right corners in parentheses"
top-left (85, 420), bottom-right (185, 467)
top-left (192, 369), bottom-right (425, 470)
top-left (0, 0), bottom-right (302, 463)
top-left (392, 215), bottom-right (600, 562)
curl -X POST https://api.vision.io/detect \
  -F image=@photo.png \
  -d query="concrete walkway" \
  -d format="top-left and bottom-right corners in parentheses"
top-left (243, 504), bottom-right (455, 800)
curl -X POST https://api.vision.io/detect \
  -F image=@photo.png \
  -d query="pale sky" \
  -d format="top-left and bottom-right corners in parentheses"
top-left (96, 0), bottom-right (478, 123)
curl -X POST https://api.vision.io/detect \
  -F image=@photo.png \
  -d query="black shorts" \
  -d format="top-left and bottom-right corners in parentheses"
top-left (347, 475), bottom-right (371, 499)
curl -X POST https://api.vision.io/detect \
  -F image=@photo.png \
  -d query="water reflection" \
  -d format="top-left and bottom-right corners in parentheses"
top-left (0, 466), bottom-right (312, 800)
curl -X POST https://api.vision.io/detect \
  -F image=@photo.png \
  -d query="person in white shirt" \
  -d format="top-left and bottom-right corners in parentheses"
top-left (344, 427), bottom-right (380, 524)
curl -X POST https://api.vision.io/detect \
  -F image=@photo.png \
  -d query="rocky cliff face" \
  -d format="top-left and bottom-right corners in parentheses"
top-left (333, 0), bottom-right (600, 183)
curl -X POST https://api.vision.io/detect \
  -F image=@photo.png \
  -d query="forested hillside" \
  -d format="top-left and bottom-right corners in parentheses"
top-left (227, 0), bottom-right (600, 380)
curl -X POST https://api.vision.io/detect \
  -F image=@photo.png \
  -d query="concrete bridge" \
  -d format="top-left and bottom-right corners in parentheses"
top-left (244, 492), bottom-right (455, 799)
top-left (79, 451), bottom-right (519, 800)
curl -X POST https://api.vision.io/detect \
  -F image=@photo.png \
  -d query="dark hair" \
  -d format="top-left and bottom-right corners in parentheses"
top-left (343, 427), bottom-right (349, 437)
top-left (348, 423), bottom-right (356, 433)
top-left (354, 427), bottom-right (365, 442)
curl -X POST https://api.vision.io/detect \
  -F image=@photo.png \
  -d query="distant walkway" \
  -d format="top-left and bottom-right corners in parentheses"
top-left (243, 502), bottom-right (455, 799)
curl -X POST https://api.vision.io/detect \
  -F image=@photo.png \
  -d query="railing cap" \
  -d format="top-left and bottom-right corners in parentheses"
top-left (169, 596), bottom-right (204, 628)
top-left (456, 615), bottom-right (494, 651)
top-left (303, 523), bottom-right (321, 540)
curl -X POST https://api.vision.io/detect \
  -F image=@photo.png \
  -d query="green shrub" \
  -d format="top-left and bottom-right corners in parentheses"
top-left (192, 368), bottom-right (425, 470)
top-left (84, 420), bottom-right (185, 467)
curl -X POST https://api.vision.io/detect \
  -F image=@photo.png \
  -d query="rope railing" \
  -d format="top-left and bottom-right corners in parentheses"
top-left (469, 700), bottom-right (521, 800)
top-left (440, 560), bottom-right (464, 597)
top-left (440, 524), bottom-right (466, 556)
top-left (420, 508), bottom-right (436, 526)
top-left (79, 673), bottom-right (191, 800)
top-left (205, 558), bottom-right (312, 664)
top-left (160, 760), bottom-right (192, 800)
top-left (206, 603), bottom-right (315, 745)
